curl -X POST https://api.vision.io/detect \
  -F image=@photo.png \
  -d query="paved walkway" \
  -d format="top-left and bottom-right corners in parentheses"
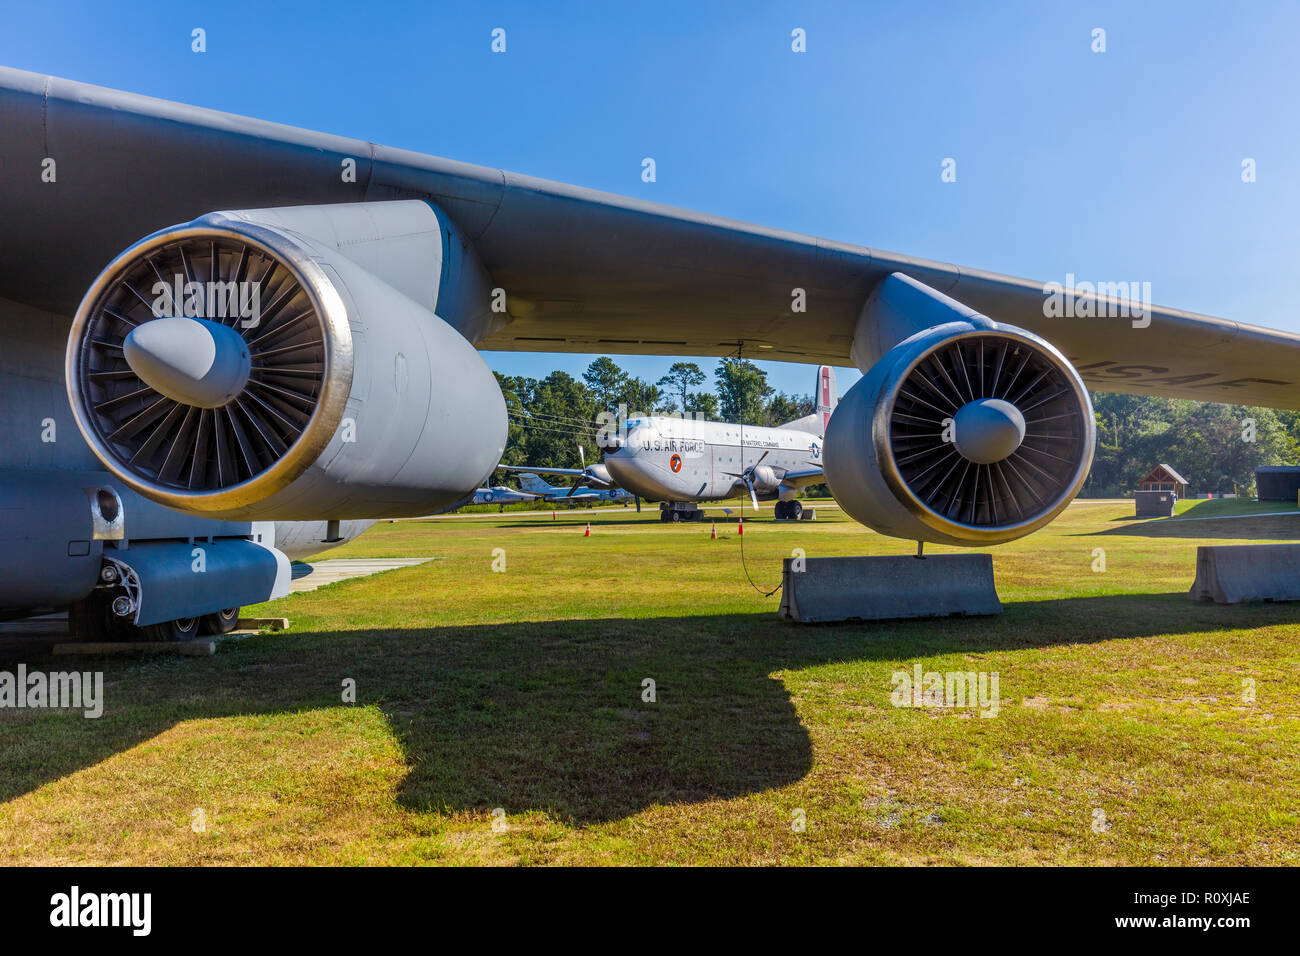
top-left (289, 557), bottom-right (436, 592)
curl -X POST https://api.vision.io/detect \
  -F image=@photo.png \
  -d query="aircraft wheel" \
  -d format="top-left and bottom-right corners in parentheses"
top-left (774, 501), bottom-right (790, 520)
top-left (199, 607), bottom-right (241, 635)
top-left (143, 617), bottom-right (201, 642)
top-left (788, 501), bottom-right (803, 520)
top-left (669, 511), bottom-right (681, 523)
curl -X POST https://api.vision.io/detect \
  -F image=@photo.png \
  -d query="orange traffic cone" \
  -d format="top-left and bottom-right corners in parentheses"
top-left (584, 522), bottom-right (591, 536)
top-left (552, 510), bottom-right (556, 521)
top-left (710, 523), bottom-right (717, 539)
top-left (738, 517), bottom-right (744, 536)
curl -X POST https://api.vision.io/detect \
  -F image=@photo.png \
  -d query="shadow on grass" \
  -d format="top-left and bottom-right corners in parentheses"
top-left (482, 515), bottom-right (797, 530)
top-left (1086, 515), bottom-right (1300, 540)
top-left (3, 593), bottom-right (1300, 824)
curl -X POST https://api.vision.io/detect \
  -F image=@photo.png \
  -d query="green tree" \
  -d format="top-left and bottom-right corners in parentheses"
top-left (1082, 392), bottom-right (1299, 497)
top-left (515, 371), bottom-right (598, 469)
top-left (657, 362), bottom-right (706, 414)
top-left (689, 390), bottom-right (720, 420)
top-left (715, 358), bottom-right (773, 425)
top-left (582, 356), bottom-right (627, 415)
top-left (494, 372), bottom-right (531, 467)
top-left (764, 392), bottom-right (814, 426)
top-left (616, 375), bottom-right (664, 417)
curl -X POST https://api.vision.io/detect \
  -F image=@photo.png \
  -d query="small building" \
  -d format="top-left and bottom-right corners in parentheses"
top-left (1255, 465), bottom-right (1300, 502)
top-left (1137, 464), bottom-right (1188, 498)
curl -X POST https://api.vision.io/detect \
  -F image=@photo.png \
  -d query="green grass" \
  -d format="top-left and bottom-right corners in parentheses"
top-left (2, 499), bottom-right (1299, 865)
top-left (1171, 497), bottom-right (1300, 518)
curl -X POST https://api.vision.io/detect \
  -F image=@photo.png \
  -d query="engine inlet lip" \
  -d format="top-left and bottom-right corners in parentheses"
top-left (872, 323), bottom-right (1095, 545)
top-left (65, 217), bottom-right (355, 514)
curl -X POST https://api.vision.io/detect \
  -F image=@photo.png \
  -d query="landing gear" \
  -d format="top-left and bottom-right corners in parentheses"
top-left (659, 504), bottom-right (703, 522)
top-left (774, 500), bottom-right (804, 521)
top-left (69, 593), bottom-right (212, 643)
top-left (199, 607), bottom-right (241, 635)
top-left (70, 557), bottom-right (238, 643)
top-left (142, 617), bottom-right (201, 642)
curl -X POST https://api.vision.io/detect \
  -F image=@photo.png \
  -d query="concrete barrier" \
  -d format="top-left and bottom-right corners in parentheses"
top-left (1188, 543), bottom-right (1300, 604)
top-left (778, 554), bottom-right (1002, 623)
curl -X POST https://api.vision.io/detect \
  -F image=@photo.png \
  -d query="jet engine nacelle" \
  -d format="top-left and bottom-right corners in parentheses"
top-left (824, 321), bottom-right (1095, 546)
top-left (65, 201), bottom-right (506, 520)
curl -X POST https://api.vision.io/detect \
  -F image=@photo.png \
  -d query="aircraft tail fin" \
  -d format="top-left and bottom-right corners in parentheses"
top-left (515, 473), bottom-right (554, 495)
top-left (778, 365), bottom-right (838, 437)
top-left (815, 365), bottom-right (837, 432)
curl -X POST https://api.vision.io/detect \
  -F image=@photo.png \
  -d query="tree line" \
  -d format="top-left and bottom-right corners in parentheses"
top-left (1084, 393), bottom-right (1299, 497)
top-left (497, 356), bottom-right (1300, 497)
top-left (496, 357), bottom-right (812, 469)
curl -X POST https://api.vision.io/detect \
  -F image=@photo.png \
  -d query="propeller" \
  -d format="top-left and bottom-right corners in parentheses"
top-left (563, 446), bottom-right (585, 497)
top-left (723, 450), bottom-right (771, 511)
top-left (565, 445), bottom-right (605, 497)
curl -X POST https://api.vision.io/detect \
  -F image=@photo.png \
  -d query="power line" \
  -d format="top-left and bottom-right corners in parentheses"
top-left (733, 340), bottom-right (782, 598)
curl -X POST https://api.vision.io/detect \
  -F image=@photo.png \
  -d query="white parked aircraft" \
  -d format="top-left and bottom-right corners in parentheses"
top-left (501, 366), bottom-right (837, 521)
top-left (603, 366), bottom-right (836, 522)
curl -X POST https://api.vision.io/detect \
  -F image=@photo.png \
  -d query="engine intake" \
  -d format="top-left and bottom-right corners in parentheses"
top-left (66, 201), bottom-right (506, 520)
top-left (824, 322), bottom-right (1094, 545)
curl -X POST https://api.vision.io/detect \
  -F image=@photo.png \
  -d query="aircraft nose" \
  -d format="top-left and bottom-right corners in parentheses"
top-left (952, 398), bottom-right (1026, 464)
top-left (122, 316), bottom-right (251, 408)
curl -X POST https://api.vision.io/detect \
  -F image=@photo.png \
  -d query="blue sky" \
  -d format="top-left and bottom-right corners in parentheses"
top-left (5, 1), bottom-right (1299, 400)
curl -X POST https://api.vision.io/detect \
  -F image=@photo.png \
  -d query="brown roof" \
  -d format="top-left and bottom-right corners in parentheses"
top-left (1139, 464), bottom-right (1188, 485)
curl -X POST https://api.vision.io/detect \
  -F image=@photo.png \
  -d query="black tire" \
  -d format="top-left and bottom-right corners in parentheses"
top-left (774, 501), bottom-right (790, 520)
top-left (143, 617), bottom-right (201, 642)
top-left (68, 591), bottom-right (112, 642)
top-left (788, 501), bottom-right (804, 521)
top-left (669, 511), bottom-right (681, 523)
top-left (199, 607), bottom-right (241, 635)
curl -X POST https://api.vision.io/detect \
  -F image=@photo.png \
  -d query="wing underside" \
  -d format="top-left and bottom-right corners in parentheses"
top-left (3, 66), bottom-right (1299, 409)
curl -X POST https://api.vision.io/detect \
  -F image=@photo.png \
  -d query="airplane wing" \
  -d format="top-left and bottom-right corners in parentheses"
top-left (779, 468), bottom-right (827, 487)
top-left (497, 465), bottom-right (591, 479)
top-left (4, 64), bottom-right (1300, 412)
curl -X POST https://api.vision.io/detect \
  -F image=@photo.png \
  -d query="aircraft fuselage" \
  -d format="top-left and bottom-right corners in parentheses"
top-left (603, 416), bottom-right (821, 504)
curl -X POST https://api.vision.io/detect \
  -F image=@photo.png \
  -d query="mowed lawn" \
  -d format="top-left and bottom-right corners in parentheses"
top-left (2, 498), bottom-right (1299, 865)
